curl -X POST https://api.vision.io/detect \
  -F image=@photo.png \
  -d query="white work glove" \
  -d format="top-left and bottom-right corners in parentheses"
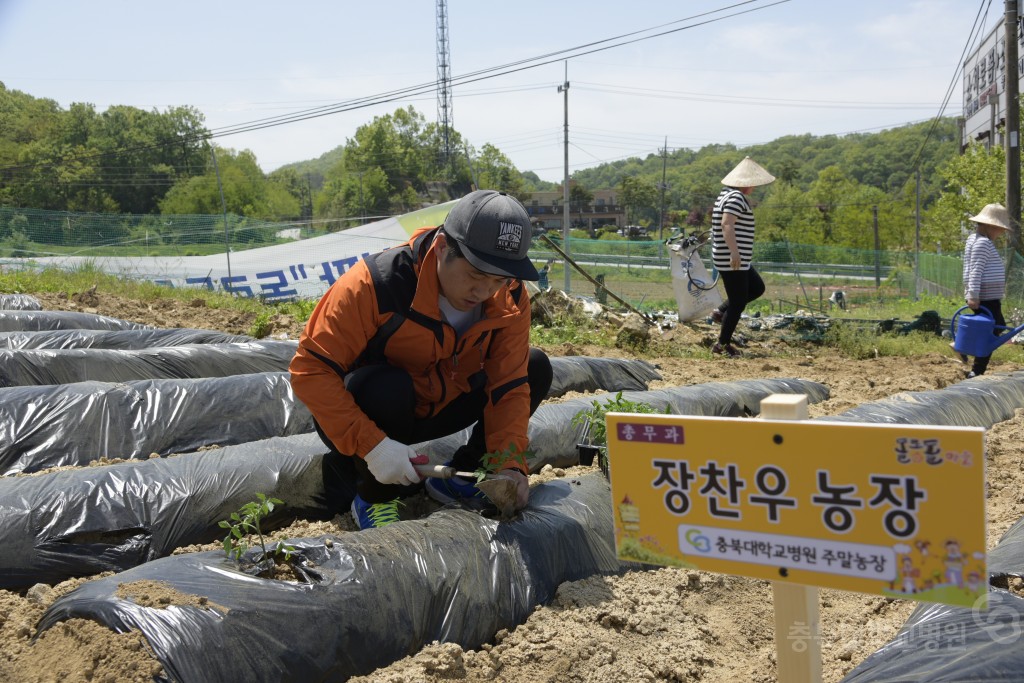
top-left (364, 438), bottom-right (421, 486)
top-left (494, 468), bottom-right (529, 511)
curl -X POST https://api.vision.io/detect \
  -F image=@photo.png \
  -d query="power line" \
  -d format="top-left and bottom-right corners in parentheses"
top-left (0, 0), bottom-right (789, 174)
top-left (574, 81), bottom-right (945, 110)
top-left (903, 0), bottom-right (993, 176)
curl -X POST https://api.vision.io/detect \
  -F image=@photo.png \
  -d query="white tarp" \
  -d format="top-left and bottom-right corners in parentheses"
top-left (19, 202), bottom-right (456, 302)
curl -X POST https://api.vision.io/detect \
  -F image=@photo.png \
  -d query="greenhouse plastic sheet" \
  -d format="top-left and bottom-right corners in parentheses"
top-left (0, 309), bottom-right (151, 331)
top-left (0, 373), bottom-right (314, 475)
top-left (0, 294), bottom-right (42, 310)
top-left (831, 371), bottom-right (1024, 682)
top-left (26, 370), bottom-right (1024, 680)
top-left (817, 370), bottom-right (1024, 427)
top-left (37, 474), bottom-right (623, 683)
top-left (840, 589), bottom-right (1024, 682)
top-left (0, 355), bottom-right (657, 475)
top-left (989, 516), bottom-right (1024, 578)
top-left (0, 327), bottom-right (254, 349)
top-left (0, 433), bottom-right (329, 589)
top-left (421, 378), bottom-right (831, 469)
top-left (0, 340), bottom-right (298, 386)
top-left (546, 355), bottom-right (662, 396)
top-left (0, 378), bottom-right (812, 588)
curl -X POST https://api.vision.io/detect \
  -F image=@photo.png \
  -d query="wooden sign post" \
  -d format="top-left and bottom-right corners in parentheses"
top-left (761, 394), bottom-right (821, 683)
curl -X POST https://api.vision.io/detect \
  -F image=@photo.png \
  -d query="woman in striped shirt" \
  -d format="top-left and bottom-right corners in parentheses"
top-left (709, 157), bottom-right (775, 357)
top-left (962, 202), bottom-right (1013, 378)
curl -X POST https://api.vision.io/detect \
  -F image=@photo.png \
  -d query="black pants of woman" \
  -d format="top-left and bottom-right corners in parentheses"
top-left (971, 299), bottom-right (1004, 376)
top-left (715, 267), bottom-right (766, 346)
top-left (314, 347), bottom-right (553, 505)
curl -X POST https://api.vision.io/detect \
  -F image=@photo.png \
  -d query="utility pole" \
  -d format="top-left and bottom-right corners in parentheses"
top-left (305, 173), bottom-right (314, 234)
top-left (914, 169), bottom-right (921, 300)
top-left (209, 146), bottom-right (232, 284)
top-left (657, 136), bottom-right (668, 249)
top-left (558, 61), bottom-right (571, 293)
top-left (872, 205), bottom-right (881, 288)
top-left (463, 142), bottom-right (479, 190)
top-left (1005, 0), bottom-right (1021, 248)
top-left (357, 171), bottom-right (365, 224)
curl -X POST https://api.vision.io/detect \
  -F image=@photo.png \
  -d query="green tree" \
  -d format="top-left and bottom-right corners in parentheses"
top-left (0, 84), bottom-right (209, 214)
top-left (758, 182), bottom-right (810, 243)
top-left (569, 182), bottom-right (594, 229)
top-left (806, 166), bottom-right (858, 244)
top-left (343, 107), bottom-right (428, 195)
top-left (268, 167), bottom-right (313, 220)
top-left (930, 141), bottom-right (1007, 252)
top-left (316, 159), bottom-right (392, 228)
top-left (619, 175), bottom-right (658, 227)
top-left (90, 104), bottom-right (208, 214)
top-left (474, 143), bottom-right (527, 198)
top-left (159, 147), bottom-right (300, 232)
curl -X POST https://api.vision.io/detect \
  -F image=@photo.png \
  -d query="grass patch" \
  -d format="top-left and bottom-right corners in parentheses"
top-left (0, 264), bottom-right (317, 330)
top-left (531, 319), bottom-right (618, 347)
top-left (830, 292), bottom-right (963, 322)
top-left (823, 322), bottom-right (951, 359)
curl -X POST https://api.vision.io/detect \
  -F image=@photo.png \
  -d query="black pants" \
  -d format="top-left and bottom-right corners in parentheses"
top-left (715, 267), bottom-right (765, 345)
top-left (315, 347), bottom-right (553, 504)
top-left (971, 299), bottom-right (1004, 376)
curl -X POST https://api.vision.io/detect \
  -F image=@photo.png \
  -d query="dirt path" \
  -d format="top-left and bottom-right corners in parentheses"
top-left (1, 291), bottom-right (1022, 683)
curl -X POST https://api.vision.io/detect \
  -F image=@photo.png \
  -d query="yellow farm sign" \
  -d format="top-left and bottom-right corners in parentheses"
top-left (605, 413), bottom-right (986, 608)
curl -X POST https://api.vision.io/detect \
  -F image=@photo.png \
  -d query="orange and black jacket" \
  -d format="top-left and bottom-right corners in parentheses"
top-left (289, 226), bottom-right (533, 473)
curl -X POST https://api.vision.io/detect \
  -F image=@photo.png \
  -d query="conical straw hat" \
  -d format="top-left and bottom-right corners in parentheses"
top-left (968, 203), bottom-right (1013, 231)
top-left (721, 157), bottom-right (775, 188)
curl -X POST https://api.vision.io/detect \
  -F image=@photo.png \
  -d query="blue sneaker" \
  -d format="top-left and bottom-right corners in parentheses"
top-left (350, 495), bottom-right (402, 530)
top-left (424, 467), bottom-right (488, 506)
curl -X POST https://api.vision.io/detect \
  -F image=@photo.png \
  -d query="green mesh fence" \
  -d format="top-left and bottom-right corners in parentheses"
top-left (2, 207), bottom-right (1022, 314)
top-left (533, 236), bottom-right (922, 314)
top-left (0, 206), bottom-right (311, 258)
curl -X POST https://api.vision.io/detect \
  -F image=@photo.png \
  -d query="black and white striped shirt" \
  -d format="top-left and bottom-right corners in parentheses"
top-left (711, 188), bottom-right (755, 271)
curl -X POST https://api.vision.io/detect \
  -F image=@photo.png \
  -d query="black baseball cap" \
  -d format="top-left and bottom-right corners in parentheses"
top-left (442, 190), bottom-right (539, 281)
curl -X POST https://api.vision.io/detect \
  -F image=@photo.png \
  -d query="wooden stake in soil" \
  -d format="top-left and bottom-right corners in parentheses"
top-left (761, 394), bottom-right (822, 683)
top-left (539, 234), bottom-right (655, 324)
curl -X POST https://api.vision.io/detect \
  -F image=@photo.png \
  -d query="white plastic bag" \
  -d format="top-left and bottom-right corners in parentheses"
top-left (669, 241), bottom-right (722, 322)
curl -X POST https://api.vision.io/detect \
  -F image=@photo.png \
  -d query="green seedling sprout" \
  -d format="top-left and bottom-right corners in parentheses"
top-left (475, 444), bottom-right (532, 482)
top-left (572, 391), bottom-right (668, 447)
top-left (218, 493), bottom-right (295, 568)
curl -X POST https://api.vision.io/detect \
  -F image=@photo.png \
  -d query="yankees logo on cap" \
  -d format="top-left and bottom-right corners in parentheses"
top-left (442, 190), bottom-right (539, 281)
top-left (495, 221), bottom-right (523, 253)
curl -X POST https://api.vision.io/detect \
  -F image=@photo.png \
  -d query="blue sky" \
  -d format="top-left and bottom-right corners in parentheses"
top-left (0, 0), bottom-right (1003, 182)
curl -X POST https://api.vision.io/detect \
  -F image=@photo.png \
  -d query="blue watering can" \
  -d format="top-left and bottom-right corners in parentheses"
top-left (951, 305), bottom-right (1024, 357)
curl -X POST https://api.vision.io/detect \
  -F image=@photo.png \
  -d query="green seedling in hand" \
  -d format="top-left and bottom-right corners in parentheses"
top-left (219, 493), bottom-right (295, 567)
top-left (475, 444), bottom-right (533, 482)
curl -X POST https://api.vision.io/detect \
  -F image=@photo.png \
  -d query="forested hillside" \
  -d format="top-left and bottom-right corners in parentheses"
top-left (0, 80), bottom-right (1001, 252)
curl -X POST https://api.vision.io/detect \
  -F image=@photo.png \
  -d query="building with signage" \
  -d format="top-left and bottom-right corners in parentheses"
top-left (962, 15), bottom-right (1022, 149)
top-left (524, 188), bottom-right (625, 234)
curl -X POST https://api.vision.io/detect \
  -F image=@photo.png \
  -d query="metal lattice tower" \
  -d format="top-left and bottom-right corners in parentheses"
top-left (436, 0), bottom-right (454, 177)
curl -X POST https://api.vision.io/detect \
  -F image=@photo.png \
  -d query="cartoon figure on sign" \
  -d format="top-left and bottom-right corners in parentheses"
top-left (900, 556), bottom-right (919, 594)
top-left (915, 540), bottom-right (944, 588)
top-left (944, 539), bottom-right (964, 588)
top-left (967, 571), bottom-right (983, 593)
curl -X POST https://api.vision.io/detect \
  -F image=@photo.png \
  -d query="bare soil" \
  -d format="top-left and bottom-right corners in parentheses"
top-left (2, 288), bottom-right (1023, 683)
